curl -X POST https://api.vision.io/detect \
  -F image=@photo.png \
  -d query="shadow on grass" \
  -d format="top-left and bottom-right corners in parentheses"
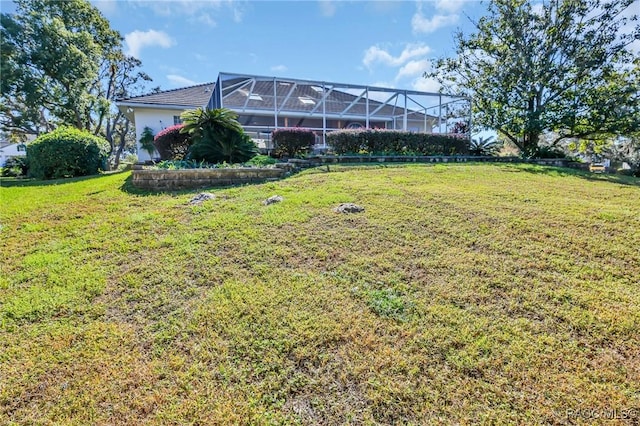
top-left (0, 170), bottom-right (131, 188)
top-left (498, 163), bottom-right (640, 187)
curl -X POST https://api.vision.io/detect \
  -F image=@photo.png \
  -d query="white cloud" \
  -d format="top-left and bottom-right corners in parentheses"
top-left (363, 43), bottom-right (432, 69)
top-left (132, 0), bottom-right (245, 23)
top-left (271, 65), bottom-right (288, 72)
top-left (92, 0), bottom-right (118, 16)
top-left (167, 74), bottom-right (198, 87)
top-left (412, 2), bottom-right (458, 34)
top-left (319, 0), bottom-right (337, 17)
top-left (411, 76), bottom-right (441, 93)
top-left (125, 30), bottom-right (175, 59)
top-left (435, 0), bottom-right (465, 13)
top-left (196, 13), bottom-right (217, 27)
top-left (412, 12), bottom-right (459, 34)
top-left (396, 59), bottom-right (430, 80)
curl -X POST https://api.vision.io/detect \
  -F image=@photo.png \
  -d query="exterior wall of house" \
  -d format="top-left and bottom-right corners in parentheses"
top-left (132, 107), bottom-right (189, 162)
top-left (0, 143), bottom-right (27, 166)
top-left (132, 107), bottom-right (436, 160)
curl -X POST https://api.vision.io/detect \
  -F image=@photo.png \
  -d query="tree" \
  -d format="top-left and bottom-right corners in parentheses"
top-left (0, 0), bottom-right (153, 166)
top-left (428, 0), bottom-right (640, 157)
top-left (606, 134), bottom-right (640, 175)
top-left (180, 108), bottom-right (257, 164)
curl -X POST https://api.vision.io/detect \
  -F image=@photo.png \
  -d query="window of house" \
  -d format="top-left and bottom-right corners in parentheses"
top-left (173, 116), bottom-right (183, 125)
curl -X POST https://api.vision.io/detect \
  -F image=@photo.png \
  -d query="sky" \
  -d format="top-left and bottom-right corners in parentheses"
top-left (11, 0), bottom-right (490, 95)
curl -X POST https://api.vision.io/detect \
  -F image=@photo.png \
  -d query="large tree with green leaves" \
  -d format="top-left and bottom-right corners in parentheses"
top-left (428, 0), bottom-right (640, 157)
top-left (1, 0), bottom-right (153, 165)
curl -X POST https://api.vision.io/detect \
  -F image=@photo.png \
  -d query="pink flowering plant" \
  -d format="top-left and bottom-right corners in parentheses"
top-left (153, 124), bottom-right (191, 160)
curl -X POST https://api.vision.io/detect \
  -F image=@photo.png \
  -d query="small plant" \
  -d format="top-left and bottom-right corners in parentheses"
top-left (153, 124), bottom-right (191, 160)
top-left (469, 136), bottom-right (499, 156)
top-left (244, 155), bottom-right (277, 166)
top-left (139, 126), bottom-right (156, 159)
top-left (366, 288), bottom-right (412, 322)
top-left (27, 127), bottom-right (109, 179)
top-left (1, 156), bottom-right (29, 177)
top-left (154, 159), bottom-right (222, 170)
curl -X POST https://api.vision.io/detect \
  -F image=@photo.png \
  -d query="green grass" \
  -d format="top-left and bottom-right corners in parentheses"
top-left (1, 164), bottom-right (639, 424)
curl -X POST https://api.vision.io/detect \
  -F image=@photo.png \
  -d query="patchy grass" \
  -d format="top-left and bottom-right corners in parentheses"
top-left (1, 164), bottom-right (639, 424)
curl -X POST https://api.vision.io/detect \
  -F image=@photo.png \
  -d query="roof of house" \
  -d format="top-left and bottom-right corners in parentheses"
top-left (118, 82), bottom-right (215, 107)
top-left (117, 73), bottom-right (460, 121)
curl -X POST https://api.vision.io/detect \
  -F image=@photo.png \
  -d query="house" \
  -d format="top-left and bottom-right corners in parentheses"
top-left (117, 72), bottom-right (468, 162)
top-left (0, 141), bottom-right (27, 166)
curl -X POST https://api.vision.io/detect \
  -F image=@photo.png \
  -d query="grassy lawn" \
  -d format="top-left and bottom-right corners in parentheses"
top-left (1, 163), bottom-right (639, 424)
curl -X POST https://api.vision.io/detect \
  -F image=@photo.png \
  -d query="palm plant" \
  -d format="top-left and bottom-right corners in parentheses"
top-left (188, 130), bottom-right (258, 164)
top-left (469, 136), bottom-right (499, 156)
top-left (181, 108), bottom-right (256, 163)
top-left (138, 126), bottom-right (156, 159)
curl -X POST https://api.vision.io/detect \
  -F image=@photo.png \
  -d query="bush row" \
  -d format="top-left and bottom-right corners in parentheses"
top-left (326, 129), bottom-right (470, 155)
top-left (272, 128), bottom-right (315, 158)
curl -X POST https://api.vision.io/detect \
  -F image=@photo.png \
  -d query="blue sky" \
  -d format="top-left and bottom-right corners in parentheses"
top-left (84, 0), bottom-right (488, 94)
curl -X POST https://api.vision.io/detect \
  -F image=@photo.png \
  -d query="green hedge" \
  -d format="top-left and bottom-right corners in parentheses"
top-left (326, 129), bottom-right (470, 155)
top-left (272, 128), bottom-right (315, 158)
top-left (27, 127), bottom-right (109, 179)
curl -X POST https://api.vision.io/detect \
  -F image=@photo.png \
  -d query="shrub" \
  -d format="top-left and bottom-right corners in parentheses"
top-left (153, 124), bottom-right (191, 160)
top-left (245, 154), bottom-right (277, 166)
top-left (272, 128), bottom-right (315, 158)
top-left (326, 129), bottom-right (469, 155)
top-left (180, 108), bottom-right (257, 164)
top-left (27, 127), bottom-right (109, 179)
top-left (188, 130), bottom-right (258, 164)
top-left (139, 126), bottom-right (156, 158)
top-left (533, 146), bottom-right (566, 159)
top-left (1, 156), bottom-right (29, 177)
top-left (469, 136), bottom-right (500, 156)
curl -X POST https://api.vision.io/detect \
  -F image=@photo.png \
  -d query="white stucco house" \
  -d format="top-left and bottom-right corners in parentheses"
top-left (0, 141), bottom-right (27, 166)
top-left (117, 72), bottom-right (468, 162)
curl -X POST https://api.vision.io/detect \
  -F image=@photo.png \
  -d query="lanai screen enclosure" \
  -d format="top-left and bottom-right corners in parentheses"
top-left (208, 72), bottom-right (470, 148)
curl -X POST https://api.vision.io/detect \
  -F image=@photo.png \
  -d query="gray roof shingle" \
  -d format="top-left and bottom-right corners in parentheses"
top-left (119, 82), bottom-right (215, 107)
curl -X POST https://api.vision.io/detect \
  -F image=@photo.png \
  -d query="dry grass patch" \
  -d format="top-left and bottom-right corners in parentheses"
top-left (1, 164), bottom-right (639, 424)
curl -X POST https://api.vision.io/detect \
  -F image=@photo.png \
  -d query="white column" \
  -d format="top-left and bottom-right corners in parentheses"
top-left (365, 88), bottom-right (369, 128)
top-left (322, 82), bottom-right (327, 147)
top-left (403, 91), bottom-right (408, 131)
top-left (273, 77), bottom-right (278, 129)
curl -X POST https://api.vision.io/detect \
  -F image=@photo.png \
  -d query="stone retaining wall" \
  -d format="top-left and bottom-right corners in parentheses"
top-left (132, 168), bottom-right (286, 190)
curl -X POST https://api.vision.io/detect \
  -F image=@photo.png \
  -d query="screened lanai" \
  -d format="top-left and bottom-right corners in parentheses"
top-left (207, 72), bottom-right (470, 148)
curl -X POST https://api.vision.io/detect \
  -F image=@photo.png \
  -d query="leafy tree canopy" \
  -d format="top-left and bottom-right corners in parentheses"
top-left (1, 0), bottom-right (153, 166)
top-left (428, 0), bottom-right (640, 157)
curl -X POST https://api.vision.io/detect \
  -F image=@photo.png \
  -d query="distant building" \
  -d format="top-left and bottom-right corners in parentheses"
top-left (0, 141), bottom-right (27, 166)
top-left (117, 72), bottom-right (468, 161)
